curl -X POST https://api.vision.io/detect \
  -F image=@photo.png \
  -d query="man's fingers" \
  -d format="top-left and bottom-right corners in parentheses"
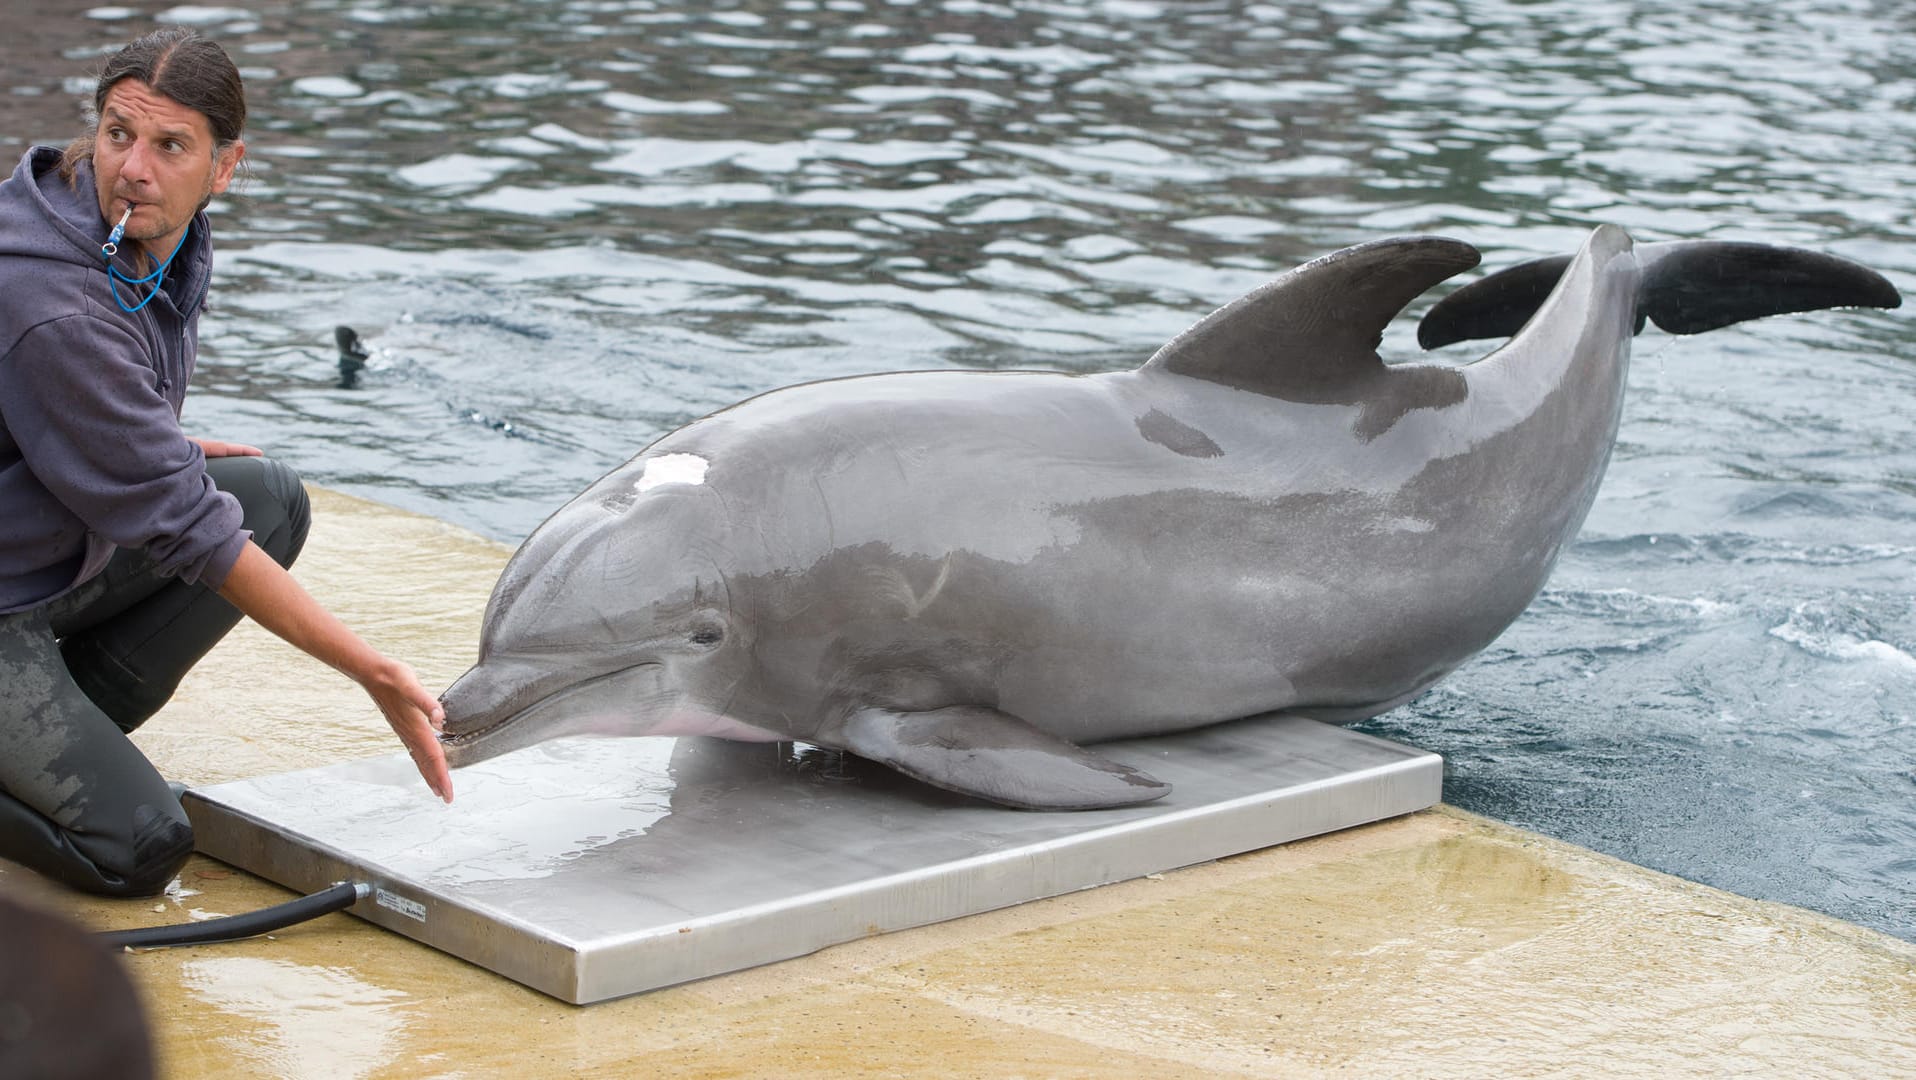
top-left (421, 695), bottom-right (446, 732)
top-left (407, 739), bottom-right (453, 803)
top-left (390, 694), bottom-right (454, 802)
top-left (197, 439), bottom-right (264, 458)
top-left (408, 723), bottom-right (450, 797)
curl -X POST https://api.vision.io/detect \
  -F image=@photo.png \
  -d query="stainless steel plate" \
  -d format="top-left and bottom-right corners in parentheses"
top-left (187, 715), bottom-right (1441, 1004)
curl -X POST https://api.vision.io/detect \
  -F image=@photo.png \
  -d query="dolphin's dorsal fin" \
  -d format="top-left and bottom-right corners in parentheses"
top-left (1144, 236), bottom-right (1480, 400)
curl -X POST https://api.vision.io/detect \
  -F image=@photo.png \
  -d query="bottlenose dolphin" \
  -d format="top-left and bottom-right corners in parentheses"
top-left (438, 226), bottom-right (1899, 810)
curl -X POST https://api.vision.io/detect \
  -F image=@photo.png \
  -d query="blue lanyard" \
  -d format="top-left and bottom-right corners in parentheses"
top-left (100, 208), bottom-right (189, 315)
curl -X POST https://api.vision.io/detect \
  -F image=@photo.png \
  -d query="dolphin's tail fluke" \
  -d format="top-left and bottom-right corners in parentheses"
top-left (1633, 242), bottom-right (1904, 335)
top-left (1417, 238), bottom-right (1902, 350)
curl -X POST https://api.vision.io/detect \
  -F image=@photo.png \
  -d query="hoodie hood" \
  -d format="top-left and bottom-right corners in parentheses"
top-left (0, 147), bottom-right (113, 267)
top-left (0, 146), bottom-right (214, 314)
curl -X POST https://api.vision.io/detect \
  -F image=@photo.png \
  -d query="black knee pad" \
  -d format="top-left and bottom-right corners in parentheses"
top-left (100, 804), bottom-right (194, 898)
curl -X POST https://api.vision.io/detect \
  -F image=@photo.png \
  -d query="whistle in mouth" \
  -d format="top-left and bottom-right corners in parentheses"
top-left (102, 206), bottom-right (133, 257)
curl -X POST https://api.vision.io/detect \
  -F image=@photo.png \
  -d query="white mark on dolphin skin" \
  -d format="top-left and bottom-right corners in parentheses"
top-left (636, 453), bottom-right (710, 493)
top-left (1371, 515), bottom-right (1435, 535)
top-left (867, 557), bottom-right (953, 620)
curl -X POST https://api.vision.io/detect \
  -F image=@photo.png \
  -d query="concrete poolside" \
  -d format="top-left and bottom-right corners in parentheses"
top-left (3, 488), bottom-right (1913, 1078)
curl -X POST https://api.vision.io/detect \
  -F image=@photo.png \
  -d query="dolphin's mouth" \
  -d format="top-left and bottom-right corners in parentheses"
top-left (439, 662), bottom-right (663, 757)
top-left (437, 719), bottom-right (507, 747)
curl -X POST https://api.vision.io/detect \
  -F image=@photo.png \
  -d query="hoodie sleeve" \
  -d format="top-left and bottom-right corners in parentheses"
top-left (0, 314), bottom-right (248, 588)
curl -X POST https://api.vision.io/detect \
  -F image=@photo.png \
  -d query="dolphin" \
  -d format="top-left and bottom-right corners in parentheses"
top-left (438, 226), bottom-right (1899, 810)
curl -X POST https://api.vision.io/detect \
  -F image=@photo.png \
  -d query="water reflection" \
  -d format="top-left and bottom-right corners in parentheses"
top-left (5, 1), bottom-right (1914, 939)
top-left (180, 956), bottom-right (410, 1080)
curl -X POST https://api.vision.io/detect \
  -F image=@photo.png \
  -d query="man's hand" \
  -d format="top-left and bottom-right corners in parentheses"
top-left (217, 542), bottom-right (454, 802)
top-left (359, 657), bottom-right (454, 803)
top-left (189, 437), bottom-right (263, 459)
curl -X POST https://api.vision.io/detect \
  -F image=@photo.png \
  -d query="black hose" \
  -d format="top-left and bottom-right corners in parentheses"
top-left (99, 881), bottom-right (369, 950)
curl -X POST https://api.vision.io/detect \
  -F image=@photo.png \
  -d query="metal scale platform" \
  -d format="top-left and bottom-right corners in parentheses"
top-left (185, 715), bottom-right (1441, 1004)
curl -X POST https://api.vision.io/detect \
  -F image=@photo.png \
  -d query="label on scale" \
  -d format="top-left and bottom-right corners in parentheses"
top-left (375, 886), bottom-right (428, 922)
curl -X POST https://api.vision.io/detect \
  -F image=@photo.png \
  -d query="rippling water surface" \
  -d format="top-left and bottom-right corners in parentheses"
top-left (6, 1), bottom-right (1913, 940)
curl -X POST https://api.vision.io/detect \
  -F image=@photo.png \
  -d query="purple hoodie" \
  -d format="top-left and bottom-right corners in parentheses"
top-left (0, 146), bottom-right (246, 613)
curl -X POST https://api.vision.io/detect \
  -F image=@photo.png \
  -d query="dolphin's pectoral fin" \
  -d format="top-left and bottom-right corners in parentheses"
top-left (1145, 236), bottom-right (1480, 400)
top-left (838, 706), bottom-right (1171, 811)
top-left (1417, 240), bottom-right (1902, 349)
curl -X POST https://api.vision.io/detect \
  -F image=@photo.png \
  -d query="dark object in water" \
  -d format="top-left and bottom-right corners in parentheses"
top-left (335, 325), bottom-right (370, 389)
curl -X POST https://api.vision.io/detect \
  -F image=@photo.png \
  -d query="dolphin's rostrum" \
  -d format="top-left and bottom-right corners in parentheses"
top-left (439, 226), bottom-right (1900, 811)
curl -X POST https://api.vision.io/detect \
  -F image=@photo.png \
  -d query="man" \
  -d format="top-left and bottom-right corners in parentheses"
top-left (0, 28), bottom-right (451, 898)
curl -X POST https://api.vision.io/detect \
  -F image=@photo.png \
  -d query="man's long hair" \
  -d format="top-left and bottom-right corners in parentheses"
top-left (59, 27), bottom-right (246, 182)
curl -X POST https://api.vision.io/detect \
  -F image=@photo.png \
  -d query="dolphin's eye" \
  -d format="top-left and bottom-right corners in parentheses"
top-left (689, 625), bottom-right (724, 646)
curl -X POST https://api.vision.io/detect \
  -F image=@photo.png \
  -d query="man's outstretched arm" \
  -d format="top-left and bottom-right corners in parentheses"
top-left (217, 541), bottom-right (454, 802)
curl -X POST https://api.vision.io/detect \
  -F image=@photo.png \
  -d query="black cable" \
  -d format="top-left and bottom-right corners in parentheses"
top-left (98, 881), bottom-right (369, 950)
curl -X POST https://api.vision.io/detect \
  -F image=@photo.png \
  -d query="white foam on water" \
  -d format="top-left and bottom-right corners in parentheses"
top-left (1768, 607), bottom-right (1916, 673)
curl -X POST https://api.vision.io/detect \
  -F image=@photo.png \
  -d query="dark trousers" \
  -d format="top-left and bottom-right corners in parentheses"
top-left (0, 456), bottom-right (309, 897)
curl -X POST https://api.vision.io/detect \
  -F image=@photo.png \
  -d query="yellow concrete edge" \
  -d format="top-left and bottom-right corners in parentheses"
top-left (3, 486), bottom-right (1913, 1079)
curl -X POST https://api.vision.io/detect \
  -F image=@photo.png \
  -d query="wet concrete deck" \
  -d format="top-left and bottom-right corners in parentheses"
top-left (5, 488), bottom-right (1914, 1078)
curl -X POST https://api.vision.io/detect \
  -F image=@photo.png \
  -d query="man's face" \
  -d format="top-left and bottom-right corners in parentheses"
top-left (90, 78), bottom-right (243, 260)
